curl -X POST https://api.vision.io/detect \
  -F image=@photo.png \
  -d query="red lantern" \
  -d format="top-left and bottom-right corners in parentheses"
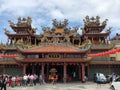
top-left (1, 54), bottom-right (4, 58)
top-left (117, 48), bottom-right (120, 52)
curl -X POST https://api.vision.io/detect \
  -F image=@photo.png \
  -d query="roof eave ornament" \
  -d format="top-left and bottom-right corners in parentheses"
top-left (3, 28), bottom-right (10, 35)
top-left (8, 20), bottom-right (15, 27)
top-left (52, 19), bottom-right (68, 28)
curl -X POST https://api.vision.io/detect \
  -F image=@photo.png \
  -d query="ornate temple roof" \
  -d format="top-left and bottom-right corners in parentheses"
top-left (82, 16), bottom-right (110, 35)
top-left (83, 15), bottom-right (108, 27)
top-left (8, 17), bottom-right (32, 27)
top-left (17, 45), bottom-right (88, 54)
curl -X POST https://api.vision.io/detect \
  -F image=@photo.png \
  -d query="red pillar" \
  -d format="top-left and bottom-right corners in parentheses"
top-left (81, 64), bottom-right (85, 82)
top-left (41, 63), bottom-right (44, 76)
top-left (63, 62), bottom-right (67, 83)
top-left (23, 64), bottom-right (26, 74)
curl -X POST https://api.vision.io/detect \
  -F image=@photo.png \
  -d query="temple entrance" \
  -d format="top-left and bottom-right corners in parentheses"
top-left (67, 65), bottom-right (81, 81)
top-left (26, 64), bottom-right (42, 76)
top-left (25, 63), bottom-right (88, 82)
top-left (44, 64), bottom-right (63, 82)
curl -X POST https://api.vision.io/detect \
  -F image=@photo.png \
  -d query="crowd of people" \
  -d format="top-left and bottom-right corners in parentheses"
top-left (0, 73), bottom-right (45, 90)
top-left (0, 73), bottom-right (58, 90)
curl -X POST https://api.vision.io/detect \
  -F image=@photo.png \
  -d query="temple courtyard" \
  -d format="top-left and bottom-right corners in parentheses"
top-left (7, 82), bottom-right (111, 90)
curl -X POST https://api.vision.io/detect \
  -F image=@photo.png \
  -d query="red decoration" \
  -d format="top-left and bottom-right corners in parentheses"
top-left (0, 54), bottom-right (18, 58)
top-left (117, 48), bottom-right (120, 52)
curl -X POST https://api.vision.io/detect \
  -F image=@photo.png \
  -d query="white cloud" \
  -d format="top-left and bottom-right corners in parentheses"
top-left (0, 0), bottom-right (120, 43)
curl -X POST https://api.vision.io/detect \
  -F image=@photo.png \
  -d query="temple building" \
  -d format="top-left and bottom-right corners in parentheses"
top-left (0, 16), bottom-right (120, 82)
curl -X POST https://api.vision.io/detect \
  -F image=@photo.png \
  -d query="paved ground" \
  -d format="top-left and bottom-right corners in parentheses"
top-left (7, 82), bottom-right (111, 90)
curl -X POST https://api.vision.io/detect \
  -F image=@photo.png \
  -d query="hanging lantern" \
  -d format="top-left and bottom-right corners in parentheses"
top-left (117, 48), bottom-right (120, 52)
top-left (6, 54), bottom-right (9, 58)
top-left (105, 52), bottom-right (109, 55)
top-left (1, 54), bottom-right (4, 58)
top-left (11, 54), bottom-right (14, 58)
top-left (97, 54), bottom-right (100, 57)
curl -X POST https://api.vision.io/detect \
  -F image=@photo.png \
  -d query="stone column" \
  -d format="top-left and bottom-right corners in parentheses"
top-left (81, 63), bottom-right (85, 82)
top-left (63, 62), bottom-right (67, 83)
top-left (23, 64), bottom-right (26, 74)
top-left (41, 63), bottom-right (44, 76)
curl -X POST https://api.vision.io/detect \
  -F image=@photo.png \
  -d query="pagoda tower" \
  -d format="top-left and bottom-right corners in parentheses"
top-left (81, 15), bottom-right (111, 45)
top-left (4, 17), bottom-right (37, 47)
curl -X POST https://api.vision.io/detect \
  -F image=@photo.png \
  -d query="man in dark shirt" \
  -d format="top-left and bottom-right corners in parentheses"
top-left (1, 75), bottom-right (8, 90)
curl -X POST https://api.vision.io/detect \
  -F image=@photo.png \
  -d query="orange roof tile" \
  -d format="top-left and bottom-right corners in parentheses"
top-left (24, 45), bottom-right (81, 53)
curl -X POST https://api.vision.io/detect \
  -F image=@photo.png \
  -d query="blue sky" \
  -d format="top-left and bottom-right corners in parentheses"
top-left (0, 0), bottom-right (120, 43)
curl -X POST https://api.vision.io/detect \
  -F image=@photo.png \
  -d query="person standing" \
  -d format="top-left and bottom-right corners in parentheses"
top-left (39, 74), bottom-right (43, 85)
top-left (29, 74), bottom-right (34, 86)
top-left (1, 75), bottom-right (8, 90)
top-left (52, 75), bottom-right (57, 85)
top-left (23, 74), bottom-right (28, 86)
top-left (97, 73), bottom-right (101, 87)
top-left (33, 74), bottom-right (38, 86)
